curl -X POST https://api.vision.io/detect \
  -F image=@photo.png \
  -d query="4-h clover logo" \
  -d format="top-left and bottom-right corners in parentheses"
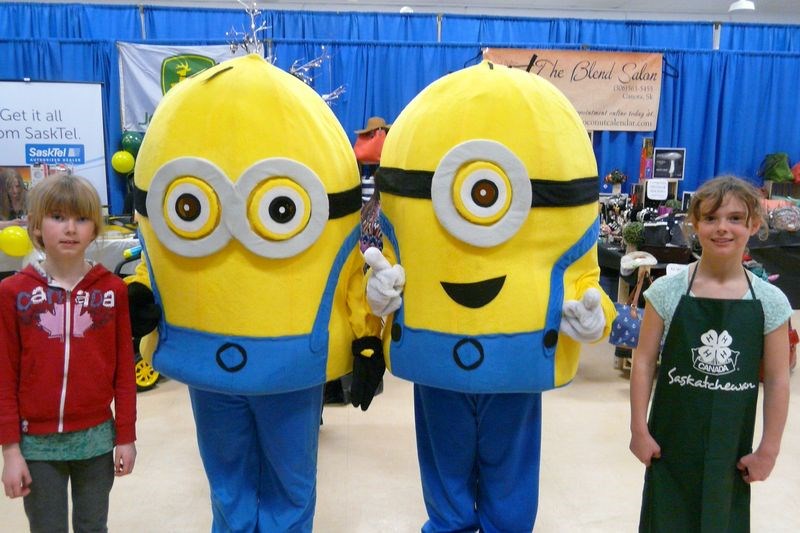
top-left (691, 329), bottom-right (739, 376)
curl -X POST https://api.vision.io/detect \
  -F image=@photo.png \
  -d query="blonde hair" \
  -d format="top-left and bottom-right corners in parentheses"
top-left (686, 175), bottom-right (768, 240)
top-left (26, 175), bottom-right (103, 251)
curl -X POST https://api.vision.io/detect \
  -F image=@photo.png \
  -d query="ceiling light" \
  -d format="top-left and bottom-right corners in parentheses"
top-left (729, 1), bottom-right (755, 12)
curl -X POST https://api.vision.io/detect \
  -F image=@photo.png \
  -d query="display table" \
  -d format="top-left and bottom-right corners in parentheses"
top-left (748, 230), bottom-right (800, 309)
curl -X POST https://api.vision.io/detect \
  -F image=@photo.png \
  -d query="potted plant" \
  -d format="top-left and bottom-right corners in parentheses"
top-left (604, 168), bottom-right (628, 195)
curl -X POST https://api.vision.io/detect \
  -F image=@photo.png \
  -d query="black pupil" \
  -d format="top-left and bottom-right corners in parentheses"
top-left (471, 179), bottom-right (498, 207)
top-left (175, 193), bottom-right (201, 222)
top-left (269, 196), bottom-right (297, 223)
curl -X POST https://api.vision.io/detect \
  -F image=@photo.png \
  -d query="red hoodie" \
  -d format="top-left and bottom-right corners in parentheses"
top-left (0, 262), bottom-right (136, 445)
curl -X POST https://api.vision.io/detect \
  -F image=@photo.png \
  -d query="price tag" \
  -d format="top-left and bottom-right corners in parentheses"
top-left (647, 179), bottom-right (669, 201)
top-left (666, 263), bottom-right (689, 276)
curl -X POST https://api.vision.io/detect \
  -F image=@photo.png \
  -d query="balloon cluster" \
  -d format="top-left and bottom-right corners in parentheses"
top-left (111, 131), bottom-right (143, 175)
top-left (0, 226), bottom-right (33, 257)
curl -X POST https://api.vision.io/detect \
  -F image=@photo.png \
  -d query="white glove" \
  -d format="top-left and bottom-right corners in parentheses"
top-left (560, 288), bottom-right (606, 343)
top-left (364, 247), bottom-right (405, 317)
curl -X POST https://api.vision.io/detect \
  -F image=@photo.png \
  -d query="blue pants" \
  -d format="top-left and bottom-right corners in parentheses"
top-left (414, 385), bottom-right (542, 533)
top-left (189, 385), bottom-right (324, 533)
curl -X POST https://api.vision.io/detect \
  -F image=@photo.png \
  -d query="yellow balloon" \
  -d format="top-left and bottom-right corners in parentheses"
top-left (111, 150), bottom-right (135, 174)
top-left (0, 226), bottom-right (32, 257)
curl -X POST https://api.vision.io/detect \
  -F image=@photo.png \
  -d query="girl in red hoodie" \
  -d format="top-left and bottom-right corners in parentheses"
top-left (0, 174), bottom-right (136, 531)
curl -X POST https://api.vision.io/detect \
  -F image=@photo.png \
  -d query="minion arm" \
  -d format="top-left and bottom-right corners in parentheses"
top-left (124, 252), bottom-right (162, 339)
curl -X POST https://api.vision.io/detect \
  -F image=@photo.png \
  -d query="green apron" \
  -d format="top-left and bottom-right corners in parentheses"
top-left (640, 267), bottom-right (763, 533)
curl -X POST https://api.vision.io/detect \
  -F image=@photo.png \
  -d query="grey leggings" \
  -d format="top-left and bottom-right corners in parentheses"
top-left (23, 452), bottom-right (114, 533)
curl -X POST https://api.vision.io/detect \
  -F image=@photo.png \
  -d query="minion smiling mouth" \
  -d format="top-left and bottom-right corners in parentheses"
top-left (440, 276), bottom-right (506, 308)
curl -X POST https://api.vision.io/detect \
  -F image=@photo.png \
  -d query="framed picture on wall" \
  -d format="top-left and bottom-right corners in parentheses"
top-left (682, 191), bottom-right (695, 211)
top-left (653, 147), bottom-right (686, 180)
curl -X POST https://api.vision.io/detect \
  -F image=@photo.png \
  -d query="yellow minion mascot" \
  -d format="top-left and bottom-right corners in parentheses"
top-left (127, 54), bottom-right (381, 532)
top-left (366, 61), bottom-right (616, 531)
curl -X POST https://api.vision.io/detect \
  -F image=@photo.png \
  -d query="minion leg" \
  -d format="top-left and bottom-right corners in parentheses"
top-left (189, 385), bottom-right (324, 533)
top-left (414, 385), bottom-right (542, 533)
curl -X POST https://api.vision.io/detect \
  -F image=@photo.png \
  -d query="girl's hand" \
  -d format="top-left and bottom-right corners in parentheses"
top-left (737, 448), bottom-right (777, 483)
top-left (629, 430), bottom-right (661, 466)
top-left (2, 445), bottom-right (32, 498)
top-left (114, 443), bottom-right (137, 477)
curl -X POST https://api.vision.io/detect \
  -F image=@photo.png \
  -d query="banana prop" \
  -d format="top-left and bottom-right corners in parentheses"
top-left (129, 54), bottom-right (379, 395)
top-left (376, 61), bottom-right (615, 393)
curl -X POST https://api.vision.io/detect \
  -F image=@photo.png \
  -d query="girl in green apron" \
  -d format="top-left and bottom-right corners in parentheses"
top-left (629, 176), bottom-right (792, 532)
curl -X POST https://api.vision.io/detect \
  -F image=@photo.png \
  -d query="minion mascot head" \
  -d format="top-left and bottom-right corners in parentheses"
top-left (376, 61), bottom-right (615, 393)
top-left (132, 54), bottom-right (373, 394)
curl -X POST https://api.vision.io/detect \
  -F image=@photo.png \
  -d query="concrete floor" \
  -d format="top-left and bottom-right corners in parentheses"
top-left (2, 336), bottom-right (798, 532)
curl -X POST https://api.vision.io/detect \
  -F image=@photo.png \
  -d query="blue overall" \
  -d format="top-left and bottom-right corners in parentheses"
top-left (415, 386), bottom-right (542, 532)
top-left (189, 386), bottom-right (323, 533)
top-left (380, 215), bottom-right (597, 531)
top-left (137, 228), bottom-right (359, 532)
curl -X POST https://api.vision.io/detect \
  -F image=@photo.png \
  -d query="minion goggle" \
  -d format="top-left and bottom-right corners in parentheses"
top-left (375, 140), bottom-right (598, 248)
top-left (134, 157), bottom-right (361, 259)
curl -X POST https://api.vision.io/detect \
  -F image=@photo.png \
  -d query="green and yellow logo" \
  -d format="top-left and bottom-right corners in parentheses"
top-left (161, 55), bottom-right (217, 94)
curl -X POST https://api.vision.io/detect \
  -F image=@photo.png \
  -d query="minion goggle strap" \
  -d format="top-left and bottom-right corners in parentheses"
top-left (131, 157), bottom-right (362, 259)
top-left (133, 184), bottom-right (361, 220)
top-left (374, 139), bottom-right (598, 248)
top-left (375, 167), bottom-right (599, 208)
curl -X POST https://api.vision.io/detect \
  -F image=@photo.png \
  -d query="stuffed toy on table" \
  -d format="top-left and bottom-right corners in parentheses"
top-left (364, 60), bottom-right (616, 532)
top-left (125, 54), bottom-right (382, 532)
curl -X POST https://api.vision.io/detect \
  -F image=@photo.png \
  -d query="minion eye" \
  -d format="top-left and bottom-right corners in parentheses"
top-left (269, 196), bottom-right (296, 223)
top-left (247, 177), bottom-right (311, 242)
top-left (452, 162), bottom-right (511, 225)
top-left (431, 140), bottom-right (532, 247)
top-left (231, 158), bottom-right (329, 258)
top-left (165, 178), bottom-right (219, 238)
top-left (146, 158), bottom-right (233, 257)
top-left (472, 179), bottom-right (498, 207)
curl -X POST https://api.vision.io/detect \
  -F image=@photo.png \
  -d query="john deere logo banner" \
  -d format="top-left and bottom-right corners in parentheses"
top-left (161, 55), bottom-right (217, 95)
top-left (118, 42), bottom-right (246, 133)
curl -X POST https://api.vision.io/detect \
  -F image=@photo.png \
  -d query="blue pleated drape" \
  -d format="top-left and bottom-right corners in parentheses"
top-left (144, 6), bottom-right (262, 40)
top-left (0, 2), bottom-right (141, 39)
top-left (269, 10), bottom-right (438, 41)
top-left (440, 15), bottom-right (715, 48)
top-left (720, 23), bottom-right (800, 52)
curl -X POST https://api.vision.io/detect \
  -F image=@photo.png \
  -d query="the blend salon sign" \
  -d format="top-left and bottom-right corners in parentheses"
top-left (483, 48), bottom-right (663, 132)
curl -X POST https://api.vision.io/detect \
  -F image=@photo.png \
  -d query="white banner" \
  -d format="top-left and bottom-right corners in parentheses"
top-left (0, 81), bottom-right (108, 203)
top-left (118, 43), bottom-right (246, 132)
top-left (483, 48), bottom-right (663, 132)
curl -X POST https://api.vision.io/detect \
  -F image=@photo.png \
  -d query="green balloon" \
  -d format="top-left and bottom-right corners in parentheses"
top-left (121, 131), bottom-right (144, 156)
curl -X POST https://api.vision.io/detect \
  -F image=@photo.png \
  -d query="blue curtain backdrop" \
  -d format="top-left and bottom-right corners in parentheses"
top-left (440, 15), bottom-right (715, 48)
top-left (1, 2), bottom-right (800, 212)
top-left (269, 10), bottom-right (439, 41)
top-left (0, 2), bottom-right (141, 39)
top-left (144, 7), bottom-right (439, 41)
top-left (720, 23), bottom-right (800, 52)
